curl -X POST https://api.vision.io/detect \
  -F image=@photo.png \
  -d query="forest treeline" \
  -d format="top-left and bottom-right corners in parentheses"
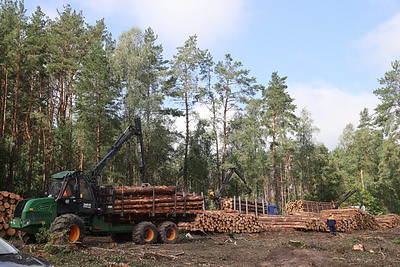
top-left (0, 1), bottom-right (399, 214)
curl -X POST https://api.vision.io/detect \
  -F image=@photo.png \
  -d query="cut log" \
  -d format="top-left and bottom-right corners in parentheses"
top-left (0, 191), bottom-right (23, 237)
top-left (113, 186), bottom-right (177, 196)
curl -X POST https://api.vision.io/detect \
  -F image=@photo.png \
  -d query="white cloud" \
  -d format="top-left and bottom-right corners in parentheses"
top-left (355, 12), bottom-right (400, 72)
top-left (289, 81), bottom-right (380, 150)
top-left (48, 0), bottom-right (249, 56)
top-left (129, 0), bottom-right (249, 55)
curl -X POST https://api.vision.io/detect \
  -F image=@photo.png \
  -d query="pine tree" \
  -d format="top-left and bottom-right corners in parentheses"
top-left (169, 35), bottom-right (209, 191)
top-left (261, 72), bottom-right (297, 209)
top-left (213, 54), bottom-right (259, 183)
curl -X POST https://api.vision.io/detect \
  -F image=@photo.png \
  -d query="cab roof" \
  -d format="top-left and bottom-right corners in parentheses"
top-left (51, 170), bottom-right (79, 179)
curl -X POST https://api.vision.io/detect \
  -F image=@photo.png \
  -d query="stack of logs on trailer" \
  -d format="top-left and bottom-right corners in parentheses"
top-left (0, 191), bottom-right (22, 237)
top-left (100, 185), bottom-right (204, 222)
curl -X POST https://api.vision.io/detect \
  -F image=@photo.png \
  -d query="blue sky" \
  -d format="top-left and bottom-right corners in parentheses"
top-left (24, 0), bottom-right (400, 149)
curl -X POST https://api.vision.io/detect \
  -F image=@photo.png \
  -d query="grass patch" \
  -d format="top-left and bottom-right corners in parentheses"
top-left (346, 238), bottom-right (361, 243)
top-left (392, 237), bottom-right (400, 244)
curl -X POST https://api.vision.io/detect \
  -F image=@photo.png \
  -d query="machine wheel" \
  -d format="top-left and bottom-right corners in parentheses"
top-left (111, 233), bottom-right (132, 243)
top-left (49, 214), bottom-right (85, 243)
top-left (18, 231), bottom-right (36, 244)
top-left (132, 221), bottom-right (158, 245)
top-left (157, 221), bottom-right (179, 244)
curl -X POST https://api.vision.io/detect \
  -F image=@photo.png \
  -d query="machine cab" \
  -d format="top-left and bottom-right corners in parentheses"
top-left (48, 170), bottom-right (97, 215)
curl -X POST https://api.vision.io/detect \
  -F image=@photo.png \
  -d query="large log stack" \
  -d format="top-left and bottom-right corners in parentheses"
top-left (312, 209), bottom-right (379, 232)
top-left (286, 200), bottom-right (335, 213)
top-left (178, 205), bottom-right (398, 234)
top-left (257, 213), bottom-right (321, 231)
top-left (102, 185), bottom-right (204, 215)
top-left (178, 210), bottom-right (261, 233)
top-left (374, 214), bottom-right (400, 229)
top-left (0, 191), bottom-right (22, 238)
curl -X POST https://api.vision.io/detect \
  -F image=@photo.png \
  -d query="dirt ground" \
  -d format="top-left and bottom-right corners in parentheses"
top-left (18, 227), bottom-right (400, 267)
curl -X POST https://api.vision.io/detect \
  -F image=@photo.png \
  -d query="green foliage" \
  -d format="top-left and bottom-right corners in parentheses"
top-left (35, 224), bottom-right (51, 243)
top-left (392, 237), bottom-right (400, 244)
top-left (0, 0), bottom-right (400, 215)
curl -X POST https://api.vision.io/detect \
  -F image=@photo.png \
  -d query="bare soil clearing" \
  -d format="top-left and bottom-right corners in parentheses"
top-left (17, 227), bottom-right (400, 267)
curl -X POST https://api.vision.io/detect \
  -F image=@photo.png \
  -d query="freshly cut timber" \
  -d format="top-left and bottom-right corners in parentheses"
top-left (101, 185), bottom-right (203, 216)
top-left (0, 191), bottom-right (22, 238)
top-left (317, 209), bottom-right (379, 232)
top-left (286, 200), bottom-right (334, 213)
top-left (374, 214), bottom-right (400, 228)
top-left (113, 185), bottom-right (176, 196)
top-left (178, 210), bottom-right (261, 233)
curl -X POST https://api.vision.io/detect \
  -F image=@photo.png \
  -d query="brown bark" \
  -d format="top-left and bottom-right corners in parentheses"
top-left (113, 186), bottom-right (177, 195)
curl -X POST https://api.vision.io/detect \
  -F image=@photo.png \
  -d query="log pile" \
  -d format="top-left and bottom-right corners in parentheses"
top-left (179, 208), bottom-right (397, 234)
top-left (374, 214), bottom-right (400, 229)
top-left (257, 213), bottom-right (321, 231)
top-left (103, 185), bottom-right (204, 215)
top-left (220, 198), bottom-right (270, 215)
top-left (286, 200), bottom-right (334, 213)
top-left (178, 210), bottom-right (261, 233)
top-left (258, 209), bottom-right (379, 232)
top-left (314, 209), bottom-right (379, 232)
top-left (0, 191), bottom-right (22, 238)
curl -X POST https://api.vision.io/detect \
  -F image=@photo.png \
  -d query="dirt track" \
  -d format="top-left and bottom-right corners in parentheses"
top-left (20, 227), bottom-right (400, 267)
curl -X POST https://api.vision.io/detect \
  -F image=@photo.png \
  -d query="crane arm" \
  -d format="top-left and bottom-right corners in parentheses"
top-left (334, 188), bottom-right (364, 209)
top-left (91, 118), bottom-right (145, 186)
top-left (216, 168), bottom-right (252, 198)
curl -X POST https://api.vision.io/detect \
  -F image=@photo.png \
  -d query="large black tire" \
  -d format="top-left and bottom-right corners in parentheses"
top-left (18, 231), bottom-right (36, 244)
top-left (157, 221), bottom-right (179, 244)
top-left (132, 221), bottom-right (158, 245)
top-left (111, 233), bottom-right (132, 243)
top-left (49, 214), bottom-right (85, 243)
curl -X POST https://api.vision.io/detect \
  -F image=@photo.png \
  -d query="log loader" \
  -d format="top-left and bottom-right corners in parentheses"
top-left (210, 168), bottom-right (279, 215)
top-left (10, 118), bottom-right (200, 245)
top-left (334, 187), bottom-right (366, 211)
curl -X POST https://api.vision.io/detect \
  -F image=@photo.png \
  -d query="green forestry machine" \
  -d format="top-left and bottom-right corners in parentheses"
top-left (10, 118), bottom-right (185, 245)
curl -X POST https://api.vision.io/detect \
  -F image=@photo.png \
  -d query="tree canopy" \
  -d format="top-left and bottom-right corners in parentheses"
top-left (0, 1), bottom-right (399, 214)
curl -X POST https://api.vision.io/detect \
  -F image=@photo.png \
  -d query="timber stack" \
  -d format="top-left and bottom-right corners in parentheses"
top-left (177, 206), bottom-right (397, 234)
top-left (220, 198), bottom-right (269, 215)
top-left (374, 214), bottom-right (400, 229)
top-left (102, 185), bottom-right (204, 215)
top-left (258, 209), bottom-right (379, 232)
top-left (257, 212), bottom-right (321, 231)
top-left (178, 210), bottom-right (261, 233)
top-left (312, 209), bottom-right (379, 232)
top-left (286, 200), bottom-right (334, 213)
top-left (0, 191), bottom-right (22, 238)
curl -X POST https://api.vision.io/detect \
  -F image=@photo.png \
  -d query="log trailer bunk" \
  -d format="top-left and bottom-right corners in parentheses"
top-left (10, 118), bottom-right (193, 245)
top-left (210, 168), bottom-right (279, 215)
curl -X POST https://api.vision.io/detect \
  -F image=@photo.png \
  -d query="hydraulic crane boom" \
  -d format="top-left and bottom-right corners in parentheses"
top-left (334, 188), bottom-right (364, 209)
top-left (217, 168), bottom-right (252, 198)
top-left (91, 118), bottom-right (145, 187)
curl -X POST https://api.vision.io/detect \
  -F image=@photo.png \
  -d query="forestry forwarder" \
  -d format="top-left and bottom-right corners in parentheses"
top-left (10, 118), bottom-right (186, 245)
